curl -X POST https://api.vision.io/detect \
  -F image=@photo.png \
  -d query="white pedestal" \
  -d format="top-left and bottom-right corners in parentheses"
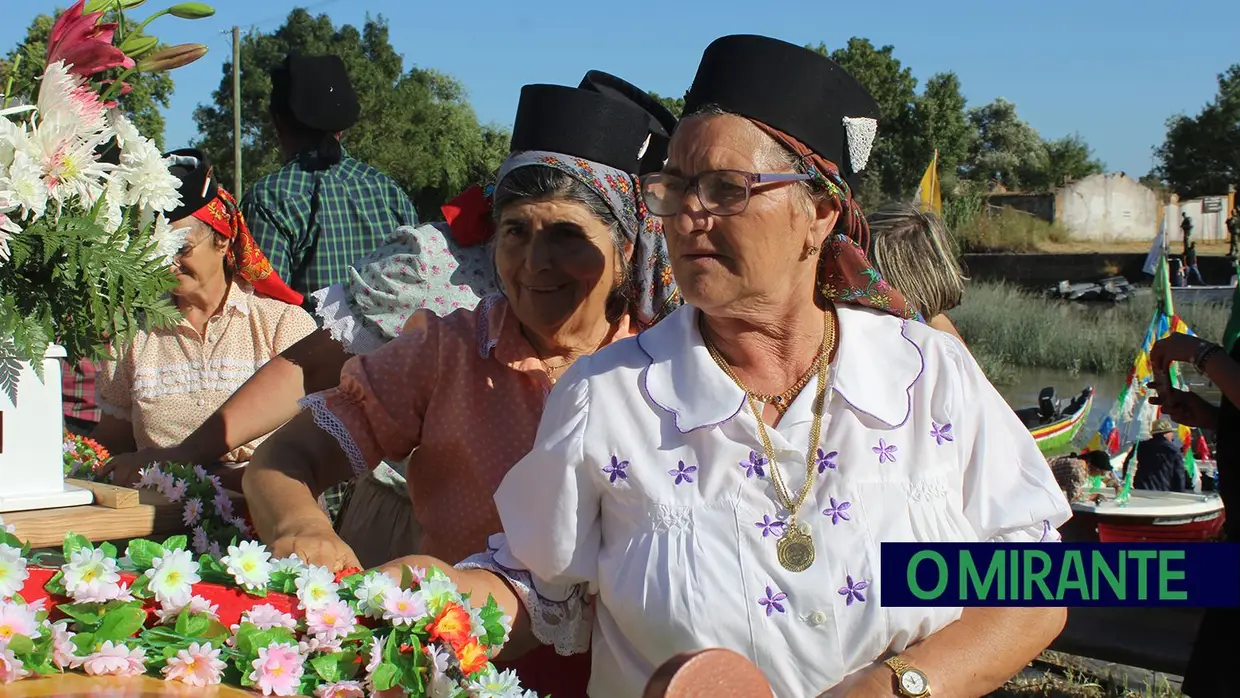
top-left (0, 345), bottom-right (94, 513)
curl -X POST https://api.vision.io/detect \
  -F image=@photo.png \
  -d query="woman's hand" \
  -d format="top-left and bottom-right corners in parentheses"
top-left (1150, 332), bottom-right (1207, 374)
top-left (1150, 387), bottom-right (1220, 429)
top-left (271, 527), bottom-right (361, 573)
top-left (100, 447), bottom-right (181, 487)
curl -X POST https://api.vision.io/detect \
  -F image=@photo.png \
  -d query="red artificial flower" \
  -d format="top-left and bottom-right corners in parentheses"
top-left (440, 184), bottom-right (495, 247)
top-left (454, 638), bottom-right (489, 676)
top-left (427, 603), bottom-right (473, 652)
top-left (334, 567), bottom-right (362, 584)
top-left (46, 0), bottom-right (136, 78)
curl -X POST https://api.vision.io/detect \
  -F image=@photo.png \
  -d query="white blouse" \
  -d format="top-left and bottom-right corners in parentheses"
top-left (460, 303), bottom-right (1072, 698)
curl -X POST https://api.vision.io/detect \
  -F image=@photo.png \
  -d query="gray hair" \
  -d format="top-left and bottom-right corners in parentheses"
top-left (491, 165), bottom-right (632, 321)
top-left (867, 202), bottom-right (968, 318)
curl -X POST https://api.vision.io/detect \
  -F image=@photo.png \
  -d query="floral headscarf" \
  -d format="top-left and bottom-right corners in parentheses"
top-left (748, 121), bottom-right (919, 321)
top-left (190, 188), bottom-right (303, 306)
top-left (445, 151), bottom-right (681, 329)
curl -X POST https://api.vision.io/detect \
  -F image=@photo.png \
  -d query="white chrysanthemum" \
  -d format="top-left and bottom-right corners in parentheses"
top-left (107, 110), bottom-right (142, 151)
top-left (0, 206), bottom-right (17, 263)
top-left (0, 150), bottom-right (48, 221)
top-left (147, 213), bottom-right (190, 265)
top-left (271, 554), bottom-right (306, 576)
top-left (353, 571), bottom-right (398, 620)
top-left (426, 645), bottom-right (458, 698)
top-left (220, 541), bottom-right (272, 592)
top-left (36, 61), bottom-right (109, 136)
top-left (294, 565), bottom-right (341, 611)
top-left (61, 548), bottom-right (121, 601)
top-left (0, 544), bottom-right (28, 600)
top-left (95, 173), bottom-right (125, 234)
top-left (144, 549), bottom-right (200, 608)
top-left (30, 122), bottom-right (112, 210)
top-left (118, 139), bottom-right (180, 213)
top-left (467, 668), bottom-right (526, 698)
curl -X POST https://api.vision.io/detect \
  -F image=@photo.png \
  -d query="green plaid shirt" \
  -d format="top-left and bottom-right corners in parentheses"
top-left (241, 151), bottom-right (419, 306)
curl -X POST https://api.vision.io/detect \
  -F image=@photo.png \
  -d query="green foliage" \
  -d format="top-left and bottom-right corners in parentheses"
top-left (1151, 63), bottom-right (1240, 200)
top-left (191, 9), bottom-right (509, 219)
top-left (649, 91), bottom-right (685, 118)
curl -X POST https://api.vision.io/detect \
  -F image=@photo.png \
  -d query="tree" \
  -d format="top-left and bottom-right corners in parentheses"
top-left (649, 91), bottom-right (684, 118)
top-left (910, 72), bottom-right (974, 194)
top-left (1039, 134), bottom-right (1104, 189)
top-left (0, 11), bottom-right (174, 148)
top-left (1152, 64), bottom-right (1240, 199)
top-left (963, 98), bottom-right (1049, 191)
top-left (809, 39), bottom-right (920, 203)
top-left (192, 9), bottom-right (509, 219)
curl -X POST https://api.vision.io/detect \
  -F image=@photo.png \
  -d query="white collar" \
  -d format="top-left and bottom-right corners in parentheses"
top-left (637, 304), bottom-right (925, 433)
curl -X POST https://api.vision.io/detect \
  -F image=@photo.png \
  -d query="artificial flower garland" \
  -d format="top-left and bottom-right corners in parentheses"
top-left (63, 430), bottom-right (111, 480)
top-left (0, 517), bottom-right (533, 697)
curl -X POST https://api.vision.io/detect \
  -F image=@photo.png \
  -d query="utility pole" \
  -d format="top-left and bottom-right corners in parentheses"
top-left (232, 25), bottom-right (242, 196)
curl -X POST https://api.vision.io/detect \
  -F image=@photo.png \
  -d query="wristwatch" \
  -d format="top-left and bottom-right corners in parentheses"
top-left (884, 655), bottom-right (931, 697)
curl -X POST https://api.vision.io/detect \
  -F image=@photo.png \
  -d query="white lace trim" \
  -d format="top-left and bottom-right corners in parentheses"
top-left (474, 294), bottom-right (503, 359)
top-left (310, 284), bottom-right (386, 356)
top-left (457, 544), bottom-right (592, 656)
top-left (96, 399), bottom-right (131, 421)
top-left (299, 393), bottom-right (368, 477)
top-left (842, 116), bottom-right (878, 172)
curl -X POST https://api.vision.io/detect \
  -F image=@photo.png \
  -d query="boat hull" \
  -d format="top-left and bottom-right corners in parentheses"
top-left (1030, 388), bottom-right (1094, 453)
top-left (1063, 490), bottom-right (1226, 543)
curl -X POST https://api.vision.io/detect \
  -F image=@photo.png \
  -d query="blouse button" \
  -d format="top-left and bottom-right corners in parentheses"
top-left (197, 399), bottom-right (205, 407)
top-left (809, 611), bottom-right (828, 625)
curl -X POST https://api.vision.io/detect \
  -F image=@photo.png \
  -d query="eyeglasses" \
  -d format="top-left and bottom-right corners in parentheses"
top-left (640, 170), bottom-right (814, 217)
top-left (173, 234), bottom-right (211, 262)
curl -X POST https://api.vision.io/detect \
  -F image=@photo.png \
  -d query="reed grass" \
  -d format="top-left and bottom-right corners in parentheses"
top-left (951, 282), bottom-right (1231, 382)
top-left (944, 191), bottom-right (1071, 253)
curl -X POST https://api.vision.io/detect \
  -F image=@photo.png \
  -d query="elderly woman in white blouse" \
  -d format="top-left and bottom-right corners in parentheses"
top-left (395, 36), bottom-right (1071, 698)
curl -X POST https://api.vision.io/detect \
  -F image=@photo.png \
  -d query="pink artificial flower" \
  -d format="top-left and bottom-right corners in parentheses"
top-left (381, 588), bottom-right (426, 627)
top-left (162, 641), bottom-right (225, 686)
top-left (249, 642), bottom-right (304, 696)
top-left (297, 636), bottom-right (343, 656)
top-left (155, 595), bottom-right (220, 625)
top-left (166, 478), bottom-right (188, 503)
top-left (239, 604), bottom-right (297, 632)
top-left (77, 640), bottom-right (146, 677)
top-left (50, 621), bottom-right (76, 670)
top-left (0, 647), bottom-right (29, 684)
top-left (45, 0), bottom-right (135, 78)
top-left (305, 598), bottom-right (356, 643)
top-left (315, 680), bottom-right (366, 698)
top-left (213, 492), bottom-right (234, 520)
top-left (0, 601), bottom-right (40, 648)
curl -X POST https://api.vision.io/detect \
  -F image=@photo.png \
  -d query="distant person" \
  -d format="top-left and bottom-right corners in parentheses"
top-left (1171, 256), bottom-right (1187, 287)
top-left (1131, 418), bottom-right (1191, 492)
top-left (242, 52), bottom-right (419, 312)
top-left (1149, 330), bottom-right (1240, 697)
top-left (1181, 212), bottom-right (1193, 257)
top-left (1227, 208), bottom-right (1239, 258)
top-left (1050, 450), bottom-right (1120, 502)
top-left (867, 202), bottom-right (967, 341)
top-left (1185, 242), bottom-right (1206, 285)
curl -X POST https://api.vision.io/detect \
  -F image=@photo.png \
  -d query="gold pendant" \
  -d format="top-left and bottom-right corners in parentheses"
top-left (777, 525), bottom-right (815, 572)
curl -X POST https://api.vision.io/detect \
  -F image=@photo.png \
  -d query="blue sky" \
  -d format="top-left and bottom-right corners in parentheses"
top-left (5, 0), bottom-right (1236, 178)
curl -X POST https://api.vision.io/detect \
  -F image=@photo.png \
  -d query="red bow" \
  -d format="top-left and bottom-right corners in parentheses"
top-left (441, 184), bottom-right (496, 247)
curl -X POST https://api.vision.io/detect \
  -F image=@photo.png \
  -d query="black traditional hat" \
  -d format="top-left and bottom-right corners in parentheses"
top-left (510, 84), bottom-right (651, 173)
top-left (163, 148), bottom-right (218, 222)
top-left (578, 70), bottom-right (678, 174)
top-left (270, 52), bottom-right (360, 132)
top-left (681, 35), bottom-right (880, 192)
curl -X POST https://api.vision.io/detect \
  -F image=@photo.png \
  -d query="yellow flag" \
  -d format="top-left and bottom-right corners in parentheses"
top-left (917, 150), bottom-right (941, 215)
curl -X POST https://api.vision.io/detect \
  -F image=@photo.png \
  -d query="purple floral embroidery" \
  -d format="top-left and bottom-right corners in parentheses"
top-left (740, 451), bottom-right (768, 479)
top-left (822, 497), bottom-right (852, 525)
top-left (602, 456), bottom-right (629, 484)
top-left (815, 448), bottom-right (838, 474)
top-left (758, 586), bottom-right (787, 616)
top-left (838, 576), bottom-right (869, 606)
top-left (931, 422), bottom-right (954, 445)
top-left (668, 461), bottom-right (697, 485)
top-left (755, 514), bottom-right (787, 538)
top-left (872, 439), bottom-right (897, 464)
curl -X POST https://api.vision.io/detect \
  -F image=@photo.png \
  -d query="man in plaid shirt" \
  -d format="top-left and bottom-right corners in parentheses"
top-left (242, 53), bottom-right (418, 311)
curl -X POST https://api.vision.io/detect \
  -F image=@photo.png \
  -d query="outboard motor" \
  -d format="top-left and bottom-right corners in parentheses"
top-left (1037, 387), bottom-right (1058, 422)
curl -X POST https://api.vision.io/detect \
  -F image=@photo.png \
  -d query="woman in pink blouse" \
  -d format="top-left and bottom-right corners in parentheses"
top-left (243, 82), bottom-right (679, 697)
top-left (94, 150), bottom-right (316, 489)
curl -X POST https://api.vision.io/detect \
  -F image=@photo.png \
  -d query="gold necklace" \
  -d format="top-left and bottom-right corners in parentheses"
top-left (702, 310), bottom-right (836, 572)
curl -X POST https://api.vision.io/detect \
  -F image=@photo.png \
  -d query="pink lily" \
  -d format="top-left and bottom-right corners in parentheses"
top-left (46, 0), bottom-right (136, 79)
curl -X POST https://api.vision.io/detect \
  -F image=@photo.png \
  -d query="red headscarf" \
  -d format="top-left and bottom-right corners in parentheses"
top-left (748, 121), bottom-right (919, 321)
top-left (190, 188), bottom-right (304, 306)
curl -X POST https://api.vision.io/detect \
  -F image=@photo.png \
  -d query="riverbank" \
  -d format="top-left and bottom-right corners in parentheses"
top-left (952, 282), bottom-right (1230, 386)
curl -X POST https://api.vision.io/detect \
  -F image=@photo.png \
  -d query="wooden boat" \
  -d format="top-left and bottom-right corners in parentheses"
top-left (1066, 489), bottom-right (1226, 543)
top-left (1014, 386), bottom-right (1094, 453)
